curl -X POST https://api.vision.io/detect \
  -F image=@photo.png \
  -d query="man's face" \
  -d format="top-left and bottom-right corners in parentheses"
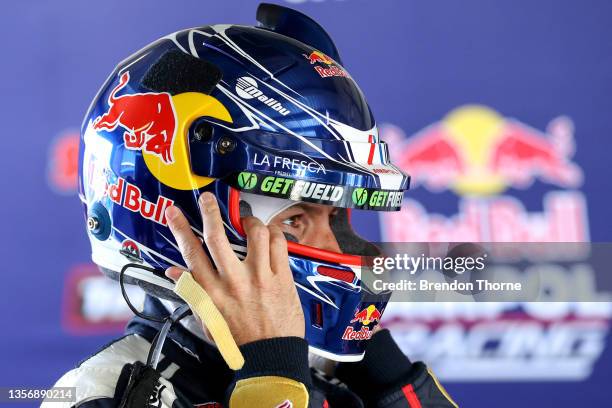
top-left (269, 203), bottom-right (342, 253)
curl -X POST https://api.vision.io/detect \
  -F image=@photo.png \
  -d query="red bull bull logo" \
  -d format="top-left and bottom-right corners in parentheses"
top-left (303, 50), bottom-right (349, 79)
top-left (305, 50), bottom-right (335, 65)
top-left (93, 72), bottom-right (177, 164)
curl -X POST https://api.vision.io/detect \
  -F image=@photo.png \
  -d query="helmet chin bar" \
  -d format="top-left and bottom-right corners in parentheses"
top-left (228, 187), bottom-right (363, 266)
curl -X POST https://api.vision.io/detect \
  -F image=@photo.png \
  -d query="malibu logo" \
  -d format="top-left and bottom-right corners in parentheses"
top-left (235, 77), bottom-right (290, 116)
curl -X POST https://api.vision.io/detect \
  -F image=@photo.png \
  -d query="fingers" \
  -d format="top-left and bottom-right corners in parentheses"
top-left (165, 206), bottom-right (214, 285)
top-left (242, 216), bottom-right (270, 271)
top-left (198, 193), bottom-right (239, 274)
top-left (268, 224), bottom-right (290, 276)
top-left (165, 266), bottom-right (184, 281)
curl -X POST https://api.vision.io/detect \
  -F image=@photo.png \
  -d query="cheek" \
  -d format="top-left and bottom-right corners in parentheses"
top-left (308, 224), bottom-right (334, 242)
top-left (303, 218), bottom-right (326, 238)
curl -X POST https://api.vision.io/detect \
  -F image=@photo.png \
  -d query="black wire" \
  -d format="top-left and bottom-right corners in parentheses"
top-left (119, 263), bottom-right (194, 367)
top-left (119, 263), bottom-right (167, 323)
top-left (145, 305), bottom-right (192, 366)
top-left (146, 329), bottom-right (163, 365)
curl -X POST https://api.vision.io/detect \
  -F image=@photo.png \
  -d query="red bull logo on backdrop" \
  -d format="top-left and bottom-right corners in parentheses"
top-left (392, 105), bottom-right (582, 195)
top-left (93, 72), bottom-right (177, 164)
top-left (380, 105), bottom-right (589, 242)
top-left (47, 130), bottom-right (79, 194)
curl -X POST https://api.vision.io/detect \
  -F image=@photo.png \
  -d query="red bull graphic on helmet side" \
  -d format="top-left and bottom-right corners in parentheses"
top-left (351, 305), bottom-right (382, 325)
top-left (343, 305), bottom-right (382, 341)
top-left (106, 177), bottom-right (174, 226)
top-left (389, 105), bottom-right (582, 196)
top-left (93, 72), bottom-right (177, 164)
top-left (305, 50), bottom-right (335, 65)
top-left (303, 50), bottom-right (349, 78)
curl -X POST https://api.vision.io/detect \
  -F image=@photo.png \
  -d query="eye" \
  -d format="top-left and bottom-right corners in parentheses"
top-left (282, 215), bottom-right (301, 227)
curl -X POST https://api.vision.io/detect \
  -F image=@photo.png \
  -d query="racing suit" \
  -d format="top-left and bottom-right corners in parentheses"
top-left (44, 296), bottom-right (458, 408)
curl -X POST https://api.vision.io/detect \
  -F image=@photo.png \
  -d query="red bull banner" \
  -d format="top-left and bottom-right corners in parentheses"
top-left (378, 105), bottom-right (608, 382)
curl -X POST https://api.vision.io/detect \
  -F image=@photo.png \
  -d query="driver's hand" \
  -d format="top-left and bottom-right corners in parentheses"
top-left (164, 192), bottom-right (305, 346)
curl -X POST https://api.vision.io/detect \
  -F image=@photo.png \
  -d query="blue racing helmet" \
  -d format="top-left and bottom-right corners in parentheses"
top-left (79, 3), bottom-right (409, 361)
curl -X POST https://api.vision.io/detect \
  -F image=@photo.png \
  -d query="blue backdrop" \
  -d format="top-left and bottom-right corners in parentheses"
top-left (2, 1), bottom-right (611, 406)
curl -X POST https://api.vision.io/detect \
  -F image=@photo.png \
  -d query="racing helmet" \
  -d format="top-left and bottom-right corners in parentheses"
top-left (79, 3), bottom-right (409, 361)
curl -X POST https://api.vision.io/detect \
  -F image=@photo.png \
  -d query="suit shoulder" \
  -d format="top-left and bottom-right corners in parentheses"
top-left (42, 334), bottom-right (152, 408)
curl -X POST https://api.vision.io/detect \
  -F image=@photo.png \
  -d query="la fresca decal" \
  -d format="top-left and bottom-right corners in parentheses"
top-left (252, 152), bottom-right (327, 175)
top-left (231, 172), bottom-right (403, 210)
